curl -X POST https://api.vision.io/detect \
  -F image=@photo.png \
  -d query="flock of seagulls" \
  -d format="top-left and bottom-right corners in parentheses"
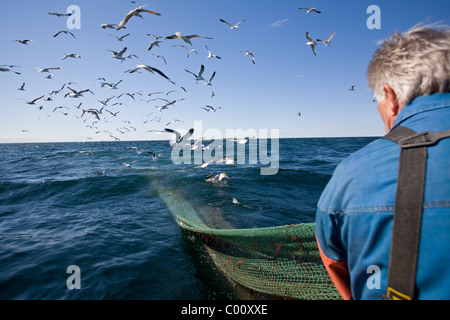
top-left (5, 2), bottom-right (360, 182)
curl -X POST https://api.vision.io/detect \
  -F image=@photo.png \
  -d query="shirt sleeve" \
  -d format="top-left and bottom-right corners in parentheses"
top-left (315, 205), bottom-right (353, 300)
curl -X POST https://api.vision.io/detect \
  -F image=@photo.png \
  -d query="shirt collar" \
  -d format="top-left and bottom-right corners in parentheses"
top-left (393, 93), bottom-right (450, 128)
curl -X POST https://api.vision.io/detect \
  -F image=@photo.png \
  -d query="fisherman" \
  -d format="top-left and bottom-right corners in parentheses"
top-left (315, 23), bottom-right (450, 300)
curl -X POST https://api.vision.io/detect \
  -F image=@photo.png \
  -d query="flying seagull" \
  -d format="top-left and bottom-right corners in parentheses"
top-left (165, 32), bottom-right (212, 45)
top-left (117, 5), bottom-right (161, 31)
top-left (36, 67), bottom-right (60, 73)
top-left (299, 7), bottom-right (322, 14)
top-left (0, 67), bottom-right (20, 74)
top-left (204, 71), bottom-right (216, 86)
top-left (20, 95), bottom-right (44, 105)
top-left (317, 30), bottom-right (337, 47)
top-left (305, 32), bottom-right (317, 55)
top-left (124, 64), bottom-right (170, 80)
top-left (48, 12), bottom-right (72, 17)
top-left (12, 39), bottom-right (33, 45)
top-left (241, 50), bottom-right (255, 64)
top-left (205, 45), bottom-right (221, 59)
top-left (349, 85), bottom-right (356, 91)
top-left (62, 53), bottom-right (81, 60)
top-left (101, 24), bottom-right (118, 29)
top-left (164, 128), bottom-right (194, 147)
top-left (148, 40), bottom-right (162, 51)
top-left (53, 30), bottom-right (76, 39)
top-left (219, 18), bottom-right (246, 29)
top-left (185, 64), bottom-right (206, 81)
top-left (107, 47), bottom-right (139, 63)
top-left (113, 33), bottom-right (130, 41)
top-left (18, 82), bottom-right (25, 91)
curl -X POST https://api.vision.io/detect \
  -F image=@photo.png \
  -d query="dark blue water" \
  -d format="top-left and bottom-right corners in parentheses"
top-left (0, 137), bottom-right (377, 299)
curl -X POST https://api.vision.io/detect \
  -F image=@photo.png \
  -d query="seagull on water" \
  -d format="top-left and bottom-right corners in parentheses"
top-left (219, 18), bottom-right (246, 30)
top-left (185, 64), bottom-right (206, 82)
top-left (241, 50), bottom-right (255, 64)
top-left (305, 32), bottom-right (317, 55)
top-left (164, 128), bottom-right (194, 148)
top-left (206, 172), bottom-right (231, 182)
top-left (317, 30), bottom-right (337, 47)
top-left (165, 32), bottom-right (212, 45)
top-left (117, 5), bottom-right (161, 31)
top-left (299, 7), bottom-right (322, 14)
top-left (124, 64), bottom-right (170, 80)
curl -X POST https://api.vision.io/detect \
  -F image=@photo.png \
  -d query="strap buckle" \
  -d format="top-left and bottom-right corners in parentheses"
top-left (384, 287), bottom-right (412, 300)
top-left (399, 130), bottom-right (449, 149)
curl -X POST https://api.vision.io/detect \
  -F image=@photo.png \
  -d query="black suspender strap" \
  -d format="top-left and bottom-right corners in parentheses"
top-left (382, 126), bottom-right (450, 300)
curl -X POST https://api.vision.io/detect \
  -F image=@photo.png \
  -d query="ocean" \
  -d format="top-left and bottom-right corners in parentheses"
top-left (0, 137), bottom-right (377, 300)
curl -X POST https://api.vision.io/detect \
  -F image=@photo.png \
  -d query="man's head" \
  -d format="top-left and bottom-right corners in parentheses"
top-left (367, 23), bottom-right (450, 132)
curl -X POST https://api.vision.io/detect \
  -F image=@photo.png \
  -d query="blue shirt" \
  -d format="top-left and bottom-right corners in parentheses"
top-left (315, 93), bottom-right (450, 300)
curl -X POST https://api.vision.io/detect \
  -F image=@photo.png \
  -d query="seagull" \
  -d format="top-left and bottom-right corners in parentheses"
top-left (299, 7), bottom-right (322, 14)
top-left (206, 172), bottom-right (231, 182)
top-left (185, 64), bottom-right (205, 81)
top-left (43, 74), bottom-right (55, 79)
top-left (317, 30), bottom-right (337, 47)
top-left (101, 24), bottom-right (118, 29)
top-left (165, 32), bottom-right (212, 45)
top-left (114, 33), bottom-right (130, 41)
top-left (18, 82), bottom-right (25, 91)
top-left (48, 12), bottom-right (72, 17)
top-left (228, 137), bottom-right (252, 144)
top-left (12, 39), bottom-right (33, 45)
top-left (62, 53), bottom-right (81, 60)
top-left (219, 18), bottom-right (246, 30)
top-left (53, 30), bottom-right (76, 39)
top-left (187, 49), bottom-right (198, 58)
top-left (148, 40), bottom-right (162, 51)
top-left (241, 50), bottom-right (255, 64)
top-left (204, 71), bottom-right (216, 86)
top-left (164, 128), bottom-right (194, 147)
top-left (20, 95), bottom-right (44, 105)
top-left (36, 67), bottom-right (60, 73)
top-left (297, 112), bottom-right (301, 117)
top-left (193, 158), bottom-right (220, 169)
top-left (0, 67), bottom-right (20, 74)
top-left (205, 45), bottom-right (221, 59)
top-left (124, 64), bottom-right (170, 80)
top-left (108, 47), bottom-right (139, 63)
top-left (166, 119), bottom-right (184, 126)
top-left (101, 79), bottom-right (122, 89)
top-left (122, 160), bottom-right (138, 167)
top-left (117, 5), bottom-right (161, 31)
top-left (81, 109), bottom-right (101, 121)
top-left (65, 87), bottom-right (94, 98)
top-left (147, 151), bottom-right (164, 160)
top-left (305, 32), bottom-right (317, 55)
top-left (349, 85), bottom-right (356, 91)
top-left (151, 53), bottom-right (167, 65)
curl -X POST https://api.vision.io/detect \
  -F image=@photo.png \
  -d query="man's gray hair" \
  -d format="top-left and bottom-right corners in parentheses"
top-left (367, 23), bottom-right (450, 106)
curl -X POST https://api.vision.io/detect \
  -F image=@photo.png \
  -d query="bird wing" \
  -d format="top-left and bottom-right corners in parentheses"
top-left (164, 128), bottom-right (181, 143)
top-left (148, 66), bottom-right (170, 80)
top-left (198, 64), bottom-right (205, 77)
top-left (180, 128), bottom-right (194, 143)
top-left (209, 71), bottom-right (216, 82)
top-left (306, 32), bottom-right (313, 42)
top-left (186, 34), bottom-right (213, 40)
top-left (31, 95), bottom-right (45, 103)
top-left (118, 47), bottom-right (128, 56)
top-left (138, 8), bottom-right (161, 16)
top-left (185, 69), bottom-right (197, 77)
top-left (236, 19), bottom-right (246, 26)
top-left (53, 30), bottom-right (63, 37)
top-left (219, 19), bottom-right (234, 27)
top-left (327, 30), bottom-right (337, 41)
top-left (117, 10), bottom-right (134, 31)
top-left (165, 34), bottom-right (180, 40)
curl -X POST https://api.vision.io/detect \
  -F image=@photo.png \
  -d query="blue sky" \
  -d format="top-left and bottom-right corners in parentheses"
top-left (0, 0), bottom-right (449, 143)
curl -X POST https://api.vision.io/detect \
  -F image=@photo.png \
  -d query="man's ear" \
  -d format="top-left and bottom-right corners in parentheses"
top-left (383, 84), bottom-right (400, 117)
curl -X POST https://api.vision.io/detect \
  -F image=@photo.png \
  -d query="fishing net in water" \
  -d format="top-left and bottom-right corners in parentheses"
top-left (156, 186), bottom-right (341, 300)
